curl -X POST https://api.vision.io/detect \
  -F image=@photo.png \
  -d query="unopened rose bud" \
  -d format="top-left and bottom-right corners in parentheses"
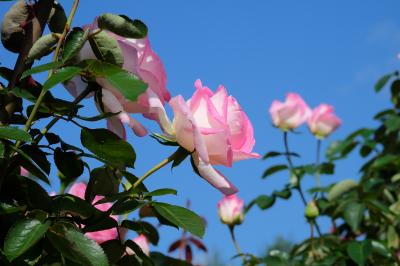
top-left (305, 200), bottom-right (319, 220)
top-left (217, 194), bottom-right (244, 226)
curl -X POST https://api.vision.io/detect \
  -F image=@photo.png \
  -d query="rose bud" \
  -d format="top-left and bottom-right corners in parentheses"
top-left (305, 200), bottom-right (319, 220)
top-left (217, 194), bottom-right (244, 226)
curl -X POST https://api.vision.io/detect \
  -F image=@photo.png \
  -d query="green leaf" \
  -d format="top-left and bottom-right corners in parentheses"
top-left (255, 195), bottom-right (276, 210)
top-left (146, 188), bottom-right (177, 197)
top-left (327, 179), bottom-right (358, 201)
top-left (150, 252), bottom-right (191, 266)
top-left (4, 218), bottom-right (50, 262)
top-left (101, 240), bottom-right (124, 264)
top-left (152, 202), bottom-right (205, 238)
top-left (263, 151), bottom-right (299, 160)
top-left (273, 188), bottom-right (291, 199)
top-left (121, 220), bottom-right (159, 245)
top-left (26, 34), bottom-right (58, 63)
top-left (0, 202), bottom-right (26, 215)
top-left (48, 2), bottom-right (67, 33)
top-left (372, 154), bottom-right (400, 169)
top-left (89, 31), bottom-right (123, 66)
top-left (343, 202), bottom-right (365, 232)
top-left (111, 199), bottom-right (142, 215)
top-left (86, 59), bottom-right (147, 101)
top-left (375, 73), bottom-right (392, 92)
top-left (0, 142), bottom-right (4, 158)
top-left (21, 61), bottom-right (63, 79)
top-left (47, 222), bottom-right (108, 266)
top-left (371, 240), bottom-right (391, 258)
top-left (54, 147), bottom-right (84, 182)
top-left (43, 66), bottom-right (82, 91)
top-left (0, 126), bottom-right (31, 142)
top-left (346, 241), bottom-right (372, 266)
top-left (262, 164), bottom-right (288, 178)
top-left (86, 167), bottom-right (119, 202)
top-left (13, 145), bottom-right (50, 184)
top-left (62, 27), bottom-right (89, 62)
top-left (384, 114), bottom-right (400, 133)
top-left (52, 194), bottom-right (98, 218)
top-left (81, 128), bottom-right (136, 167)
top-left (98, 13), bottom-right (148, 38)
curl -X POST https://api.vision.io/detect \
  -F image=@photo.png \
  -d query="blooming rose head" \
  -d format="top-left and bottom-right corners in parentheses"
top-left (308, 104), bottom-right (341, 139)
top-left (217, 194), bottom-right (244, 226)
top-left (269, 93), bottom-right (311, 131)
top-left (64, 18), bottom-right (170, 139)
top-left (167, 79), bottom-right (260, 195)
top-left (127, 234), bottom-right (150, 256)
top-left (68, 182), bottom-right (118, 243)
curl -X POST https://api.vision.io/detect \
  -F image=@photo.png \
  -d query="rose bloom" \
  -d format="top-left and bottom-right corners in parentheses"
top-left (269, 93), bottom-right (311, 130)
top-left (126, 234), bottom-right (150, 256)
top-left (217, 194), bottom-right (244, 226)
top-left (20, 167), bottom-right (29, 177)
top-left (164, 79), bottom-right (260, 195)
top-left (64, 18), bottom-right (170, 139)
top-left (308, 104), bottom-right (341, 139)
top-left (68, 182), bottom-right (118, 243)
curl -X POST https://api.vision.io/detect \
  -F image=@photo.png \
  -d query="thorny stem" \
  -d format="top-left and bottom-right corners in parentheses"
top-left (34, 85), bottom-right (93, 144)
top-left (314, 139), bottom-right (322, 199)
top-left (21, 0), bottom-right (80, 137)
top-left (283, 132), bottom-right (322, 237)
top-left (130, 148), bottom-right (182, 190)
top-left (229, 225), bottom-right (245, 264)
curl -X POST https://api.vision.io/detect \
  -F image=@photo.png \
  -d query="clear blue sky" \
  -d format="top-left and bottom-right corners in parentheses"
top-left (1, 0), bottom-right (400, 264)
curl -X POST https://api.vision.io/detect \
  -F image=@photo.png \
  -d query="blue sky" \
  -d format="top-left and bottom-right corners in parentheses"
top-left (1, 0), bottom-right (400, 264)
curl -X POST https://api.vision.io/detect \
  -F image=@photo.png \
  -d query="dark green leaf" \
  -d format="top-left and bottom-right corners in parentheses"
top-left (47, 222), bottom-right (108, 266)
top-left (75, 112), bottom-right (118, 122)
top-left (263, 151), bottom-right (299, 160)
top-left (372, 155), bottom-right (399, 169)
top-left (146, 189), bottom-right (177, 197)
top-left (98, 13), bottom-right (148, 38)
top-left (150, 252), bottom-right (191, 266)
top-left (262, 165), bottom-right (288, 178)
top-left (86, 167), bottom-right (119, 202)
top-left (273, 188), bottom-right (292, 199)
top-left (48, 2), bottom-right (67, 33)
top-left (52, 194), bottom-right (98, 218)
top-left (343, 202), bottom-right (365, 232)
top-left (0, 202), bottom-right (26, 215)
top-left (4, 218), bottom-right (50, 262)
top-left (346, 241), bottom-right (372, 266)
top-left (85, 59), bottom-right (147, 101)
top-left (43, 66), bottom-right (82, 91)
top-left (0, 126), bottom-right (31, 142)
top-left (0, 142), bottom-right (4, 158)
top-left (21, 61), bottom-right (63, 79)
top-left (81, 128), bottom-right (136, 167)
top-left (384, 114), bottom-right (400, 133)
top-left (54, 147), bottom-right (84, 182)
top-left (62, 27), bottom-right (89, 62)
top-left (121, 220), bottom-right (159, 245)
top-left (152, 202), bottom-right (205, 238)
top-left (111, 199), bottom-right (141, 215)
top-left (375, 73), bottom-right (392, 92)
top-left (101, 240), bottom-right (124, 264)
top-left (255, 195), bottom-right (276, 210)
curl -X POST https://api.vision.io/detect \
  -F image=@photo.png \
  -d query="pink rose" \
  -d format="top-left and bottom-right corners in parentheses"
top-left (217, 194), bottom-right (244, 226)
top-left (308, 104), bottom-right (341, 139)
top-left (127, 234), bottom-right (150, 256)
top-left (68, 182), bottom-right (118, 244)
top-left (168, 79), bottom-right (260, 195)
top-left (269, 93), bottom-right (311, 130)
top-left (64, 19), bottom-right (170, 139)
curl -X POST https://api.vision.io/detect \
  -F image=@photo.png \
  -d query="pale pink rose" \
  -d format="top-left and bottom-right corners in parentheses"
top-left (217, 194), bottom-right (244, 226)
top-left (127, 234), bottom-right (150, 256)
top-left (308, 104), bottom-right (341, 139)
top-left (68, 182), bottom-right (118, 243)
top-left (167, 79), bottom-right (260, 195)
top-left (64, 18), bottom-right (171, 139)
top-left (20, 167), bottom-right (29, 177)
top-left (269, 93), bottom-right (311, 130)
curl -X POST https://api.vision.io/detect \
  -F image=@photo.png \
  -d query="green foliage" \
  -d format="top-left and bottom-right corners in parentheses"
top-left (98, 13), bottom-right (148, 38)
